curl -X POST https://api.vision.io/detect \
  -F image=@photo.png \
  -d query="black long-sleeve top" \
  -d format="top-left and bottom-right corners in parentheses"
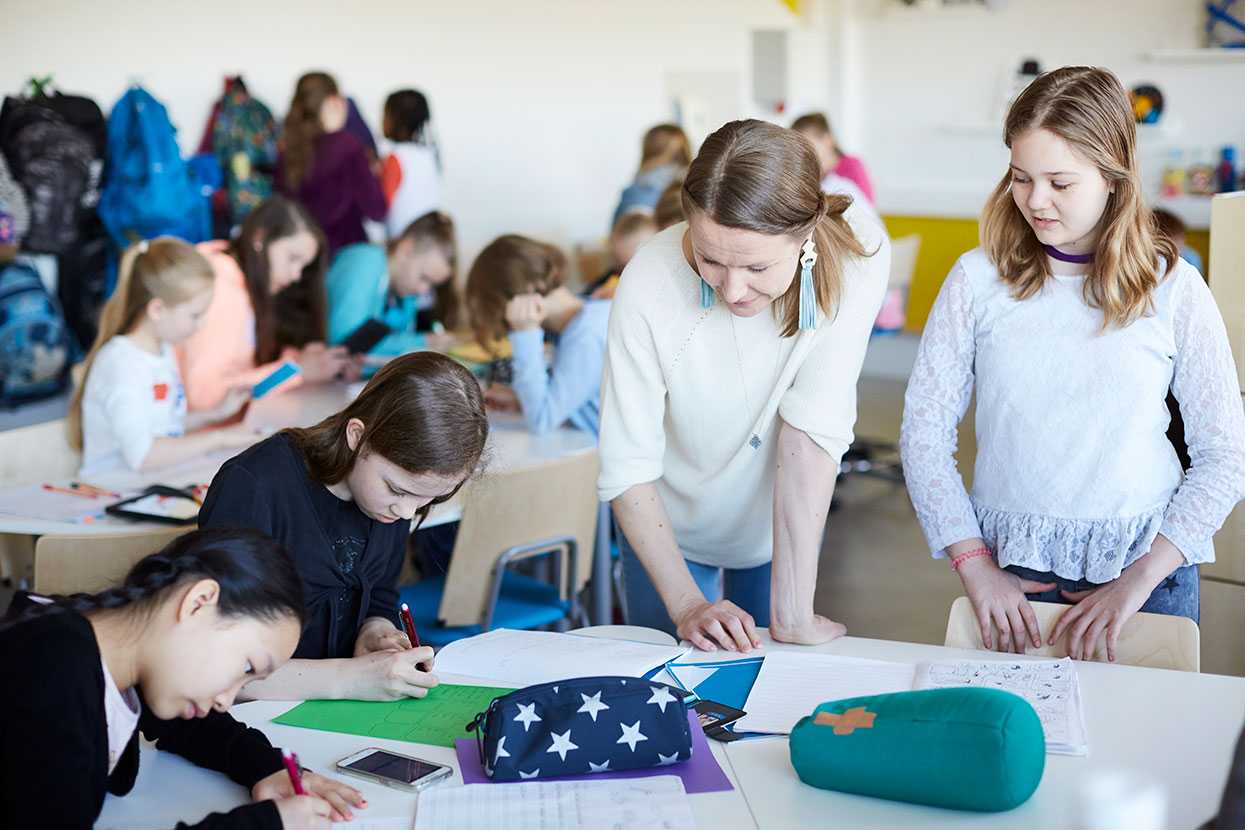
top-left (199, 433), bottom-right (408, 659)
top-left (0, 609), bottom-right (284, 829)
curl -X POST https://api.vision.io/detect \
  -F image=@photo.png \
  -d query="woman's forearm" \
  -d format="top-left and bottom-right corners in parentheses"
top-left (771, 421), bottom-right (837, 633)
top-left (612, 482), bottom-right (704, 620)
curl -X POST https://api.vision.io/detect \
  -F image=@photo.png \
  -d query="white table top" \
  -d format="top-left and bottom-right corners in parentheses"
top-left (0, 383), bottom-right (595, 537)
top-left (96, 629), bottom-right (1245, 829)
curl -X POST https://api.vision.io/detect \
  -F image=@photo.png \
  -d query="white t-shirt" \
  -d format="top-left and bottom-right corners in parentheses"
top-left (100, 657), bottom-right (140, 774)
top-left (598, 208), bottom-right (891, 569)
top-left (384, 142), bottom-right (441, 239)
top-left (80, 335), bottom-right (187, 476)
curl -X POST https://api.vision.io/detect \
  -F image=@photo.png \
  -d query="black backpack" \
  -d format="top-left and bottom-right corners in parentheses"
top-left (0, 88), bottom-right (105, 255)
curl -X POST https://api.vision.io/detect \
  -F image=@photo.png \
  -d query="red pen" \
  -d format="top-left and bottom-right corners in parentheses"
top-left (400, 603), bottom-right (431, 671)
top-left (281, 749), bottom-right (306, 795)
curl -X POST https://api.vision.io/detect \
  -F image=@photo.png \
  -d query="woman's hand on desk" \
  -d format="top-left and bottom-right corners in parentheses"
top-left (340, 649), bottom-right (439, 700)
top-left (770, 613), bottom-right (847, 646)
top-left (674, 598), bottom-right (763, 653)
top-left (255, 769), bottom-right (366, 824)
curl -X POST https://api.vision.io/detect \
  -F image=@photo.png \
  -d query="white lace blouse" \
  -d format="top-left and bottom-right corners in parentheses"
top-left (900, 248), bottom-right (1245, 582)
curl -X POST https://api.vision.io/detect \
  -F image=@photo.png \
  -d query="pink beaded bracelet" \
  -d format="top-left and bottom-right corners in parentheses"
top-left (950, 547), bottom-right (992, 571)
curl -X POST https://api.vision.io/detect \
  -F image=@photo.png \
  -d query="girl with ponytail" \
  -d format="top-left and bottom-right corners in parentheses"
top-left (70, 237), bottom-right (259, 476)
top-left (0, 528), bottom-right (367, 829)
top-left (597, 118), bottom-right (890, 651)
top-left (901, 66), bottom-right (1245, 661)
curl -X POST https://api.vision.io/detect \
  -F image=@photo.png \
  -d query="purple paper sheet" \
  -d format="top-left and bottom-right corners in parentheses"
top-left (454, 709), bottom-right (733, 794)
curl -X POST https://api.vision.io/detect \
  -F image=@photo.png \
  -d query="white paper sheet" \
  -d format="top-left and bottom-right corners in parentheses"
top-left (433, 629), bottom-right (688, 687)
top-left (413, 776), bottom-right (695, 830)
top-left (735, 652), bottom-right (916, 734)
top-left (331, 818), bottom-right (413, 830)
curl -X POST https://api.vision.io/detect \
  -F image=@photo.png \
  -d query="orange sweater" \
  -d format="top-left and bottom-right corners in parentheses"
top-left (177, 241), bottom-right (301, 412)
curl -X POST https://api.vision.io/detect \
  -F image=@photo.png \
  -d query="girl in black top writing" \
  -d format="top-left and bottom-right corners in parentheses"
top-left (0, 528), bottom-right (366, 830)
top-left (200, 352), bottom-right (489, 701)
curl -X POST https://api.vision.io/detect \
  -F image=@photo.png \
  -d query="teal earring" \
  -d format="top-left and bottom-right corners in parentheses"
top-left (798, 237), bottom-right (817, 331)
top-left (700, 278), bottom-right (715, 309)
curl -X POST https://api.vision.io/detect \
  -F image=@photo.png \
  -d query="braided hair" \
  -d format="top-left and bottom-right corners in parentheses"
top-left (2, 528), bottom-right (305, 631)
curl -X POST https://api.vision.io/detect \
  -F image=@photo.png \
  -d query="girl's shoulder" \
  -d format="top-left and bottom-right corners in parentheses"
top-left (0, 608), bottom-right (99, 679)
top-left (219, 431), bottom-right (304, 483)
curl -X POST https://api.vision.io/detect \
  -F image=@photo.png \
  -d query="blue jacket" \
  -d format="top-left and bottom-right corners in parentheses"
top-left (326, 243), bottom-right (428, 356)
top-left (508, 299), bottom-right (611, 437)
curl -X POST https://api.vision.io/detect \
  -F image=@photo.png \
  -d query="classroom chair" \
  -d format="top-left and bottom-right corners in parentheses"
top-left (33, 526), bottom-right (192, 596)
top-left (398, 451), bottom-right (600, 647)
top-left (0, 417), bottom-right (79, 488)
top-left (944, 595), bottom-right (1201, 673)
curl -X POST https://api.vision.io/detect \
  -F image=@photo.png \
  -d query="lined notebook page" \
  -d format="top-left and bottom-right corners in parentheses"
top-left (736, 652), bottom-right (916, 734)
top-left (413, 776), bottom-right (695, 830)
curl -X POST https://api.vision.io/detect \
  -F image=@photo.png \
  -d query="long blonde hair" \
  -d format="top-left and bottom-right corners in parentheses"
top-left (681, 119), bottom-right (871, 337)
top-left (980, 66), bottom-right (1178, 329)
top-left (67, 238), bottom-right (214, 449)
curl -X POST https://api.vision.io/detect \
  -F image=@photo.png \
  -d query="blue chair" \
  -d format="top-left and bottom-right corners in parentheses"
top-left (399, 451), bottom-right (600, 647)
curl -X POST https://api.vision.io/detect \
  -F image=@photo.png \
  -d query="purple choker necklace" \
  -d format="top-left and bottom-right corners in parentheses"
top-left (1042, 244), bottom-right (1094, 265)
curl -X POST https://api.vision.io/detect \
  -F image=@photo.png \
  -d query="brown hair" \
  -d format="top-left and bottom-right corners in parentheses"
top-left (640, 124), bottom-right (692, 171)
top-left (283, 352), bottom-right (488, 525)
top-left (654, 179), bottom-right (685, 230)
top-left (682, 119), bottom-right (871, 337)
top-left (230, 196), bottom-right (328, 364)
top-left (1151, 208), bottom-right (1186, 242)
top-left (791, 112), bottom-right (844, 155)
top-left (980, 66), bottom-right (1178, 329)
top-left (465, 235), bottom-right (566, 351)
top-left (282, 71), bottom-right (338, 191)
top-left (392, 211), bottom-right (461, 329)
top-left (68, 238), bottom-right (213, 449)
top-left (611, 211), bottom-right (658, 241)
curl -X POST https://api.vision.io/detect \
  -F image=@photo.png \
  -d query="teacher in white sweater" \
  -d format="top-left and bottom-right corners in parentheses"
top-left (598, 119), bottom-right (890, 652)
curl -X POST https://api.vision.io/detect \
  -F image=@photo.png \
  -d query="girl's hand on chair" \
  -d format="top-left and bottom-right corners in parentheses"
top-left (344, 649), bottom-right (439, 700)
top-left (1048, 541), bottom-right (1183, 662)
top-left (673, 598), bottom-right (763, 653)
top-left (255, 770), bottom-right (366, 823)
top-left (956, 554), bottom-right (1055, 654)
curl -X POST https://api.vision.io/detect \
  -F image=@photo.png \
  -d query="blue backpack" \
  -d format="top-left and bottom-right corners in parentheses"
top-left (98, 86), bottom-right (210, 247)
top-left (0, 260), bottom-right (72, 405)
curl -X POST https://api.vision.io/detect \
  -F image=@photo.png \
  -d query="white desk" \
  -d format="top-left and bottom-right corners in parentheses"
top-left (96, 629), bottom-right (1245, 829)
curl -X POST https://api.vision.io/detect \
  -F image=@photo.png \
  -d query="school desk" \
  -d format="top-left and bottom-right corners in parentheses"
top-left (96, 628), bottom-right (1245, 829)
top-left (0, 381), bottom-right (615, 624)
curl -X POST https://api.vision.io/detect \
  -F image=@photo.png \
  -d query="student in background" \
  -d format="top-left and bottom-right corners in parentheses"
top-left (791, 113), bottom-right (876, 206)
top-left (0, 529), bottom-right (366, 829)
top-left (1153, 208), bottom-right (1205, 276)
top-left (612, 124), bottom-right (692, 227)
top-left (278, 71), bottom-right (385, 255)
top-left (70, 238), bottom-right (259, 476)
top-left (326, 211), bottom-right (458, 359)
top-left (654, 179), bottom-right (686, 230)
top-left (199, 353), bottom-right (488, 701)
top-left (466, 235), bottom-right (610, 436)
top-left (584, 212), bottom-right (657, 300)
top-left (179, 196), bottom-right (356, 414)
top-left (380, 89), bottom-right (442, 240)
top-left (901, 67), bottom-right (1245, 662)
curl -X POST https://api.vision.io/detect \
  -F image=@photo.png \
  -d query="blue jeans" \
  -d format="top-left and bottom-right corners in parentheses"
top-left (1005, 563), bottom-right (1200, 624)
top-left (616, 524), bottom-right (771, 637)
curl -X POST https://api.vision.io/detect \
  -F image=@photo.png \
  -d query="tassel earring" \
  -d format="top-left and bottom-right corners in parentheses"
top-left (798, 237), bottom-right (817, 331)
top-left (700, 278), bottom-right (715, 309)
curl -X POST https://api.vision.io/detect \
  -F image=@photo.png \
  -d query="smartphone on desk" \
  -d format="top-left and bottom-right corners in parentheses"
top-left (336, 747), bottom-right (453, 792)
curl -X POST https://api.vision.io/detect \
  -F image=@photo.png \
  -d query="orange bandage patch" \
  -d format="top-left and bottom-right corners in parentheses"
top-left (814, 707), bottom-right (877, 735)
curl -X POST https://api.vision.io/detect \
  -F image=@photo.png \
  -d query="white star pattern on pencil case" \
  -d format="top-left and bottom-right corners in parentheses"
top-left (547, 730), bottom-right (578, 761)
top-left (578, 691), bottom-right (610, 722)
top-left (519, 768), bottom-right (540, 779)
top-left (617, 721), bottom-right (648, 752)
top-left (494, 737), bottom-right (511, 763)
top-left (514, 702), bottom-right (541, 732)
top-left (647, 685), bottom-right (678, 712)
top-left (658, 752), bottom-right (681, 766)
top-left (588, 760), bottom-right (611, 773)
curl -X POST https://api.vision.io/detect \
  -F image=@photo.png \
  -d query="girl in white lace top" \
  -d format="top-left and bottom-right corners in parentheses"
top-left (900, 66), bottom-right (1245, 663)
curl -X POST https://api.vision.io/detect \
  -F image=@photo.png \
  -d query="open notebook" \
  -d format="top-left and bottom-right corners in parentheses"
top-left (736, 652), bottom-right (1088, 755)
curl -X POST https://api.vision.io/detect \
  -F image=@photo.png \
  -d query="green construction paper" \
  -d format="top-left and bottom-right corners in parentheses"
top-left (272, 683), bottom-right (511, 748)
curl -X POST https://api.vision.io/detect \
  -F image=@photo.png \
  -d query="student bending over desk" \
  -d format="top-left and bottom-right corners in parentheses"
top-left (199, 352), bottom-right (488, 701)
top-left (0, 529), bottom-right (364, 830)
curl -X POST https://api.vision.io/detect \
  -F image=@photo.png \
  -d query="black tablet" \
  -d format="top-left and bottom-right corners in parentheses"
top-left (106, 485), bottom-right (200, 526)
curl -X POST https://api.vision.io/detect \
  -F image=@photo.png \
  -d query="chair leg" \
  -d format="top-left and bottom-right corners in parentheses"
top-left (612, 557), bottom-right (628, 624)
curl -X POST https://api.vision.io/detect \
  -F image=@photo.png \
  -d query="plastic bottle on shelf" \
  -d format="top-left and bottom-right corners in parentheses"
top-left (1161, 148), bottom-right (1185, 198)
top-left (1218, 146), bottom-right (1238, 194)
top-left (1187, 150), bottom-right (1216, 197)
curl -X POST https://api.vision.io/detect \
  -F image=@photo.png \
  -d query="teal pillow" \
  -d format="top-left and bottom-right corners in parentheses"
top-left (788, 687), bottom-right (1044, 812)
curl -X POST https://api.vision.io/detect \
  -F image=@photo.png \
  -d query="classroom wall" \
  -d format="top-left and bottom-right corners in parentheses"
top-left (0, 0), bottom-right (826, 272)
